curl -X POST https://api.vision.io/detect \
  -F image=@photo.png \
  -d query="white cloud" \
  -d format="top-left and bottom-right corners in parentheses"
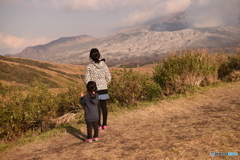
top-left (0, 0), bottom-right (37, 6)
top-left (57, 0), bottom-right (133, 11)
top-left (186, 0), bottom-right (240, 28)
top-left (119, 0), bottom-right (191, 27)
top-left (0, 33), bottom-right (26, 49)
top-left (56, 0), bottom-right (191, 12)
top-left (0, 33), bottom-right (52, 55)
top-left (59, 0), bottom-right (109, 11)
top-left (53, 0), bottom-right (192, 28)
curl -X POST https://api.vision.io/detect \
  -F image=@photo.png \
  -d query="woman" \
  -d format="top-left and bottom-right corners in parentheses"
top-left (84, 48), bottom-right (111, 130)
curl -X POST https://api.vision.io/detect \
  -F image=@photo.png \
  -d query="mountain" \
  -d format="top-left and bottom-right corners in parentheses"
top-left (13, 35), bottom-right (96, 64)
top-left (13, 22), bottom-right (240, 66)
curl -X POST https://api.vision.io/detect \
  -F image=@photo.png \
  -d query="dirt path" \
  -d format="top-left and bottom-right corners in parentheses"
top-left (1, 82), bottom-right (240, 160)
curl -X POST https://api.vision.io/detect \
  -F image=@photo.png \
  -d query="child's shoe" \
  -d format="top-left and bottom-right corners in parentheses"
top-left (102, 125), bottom-right (108, 130)
top-left (85, 139), bottom-right (93, 143)
top-left (98, 126), bottom-right (102, 130)
top-left (93, 137), bottom-right (99, 142)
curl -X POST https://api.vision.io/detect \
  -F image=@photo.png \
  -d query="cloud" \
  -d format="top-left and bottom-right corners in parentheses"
top-left (52, 0), bottom-right (192, 28)
top-left (0, 0), bottom-right (37, 6)
top-left (0, 33), bottom-right (26, 49)
top-left (2, 0), bottom-right (239, 29)
top-left (119, 0), bottom-right (240, 28)
top-left (0, 0), bottom-right (60, 9)
top-left (186, 0), bottom-right (240, 28)
top-left (56, 0), bottom-right (191, 13)
top-left (0, 33), bottom-right (52, 55)
top-left (119, 0), bottom-right (191, 27)
top-left (59, 0), bottom-right (108, 11)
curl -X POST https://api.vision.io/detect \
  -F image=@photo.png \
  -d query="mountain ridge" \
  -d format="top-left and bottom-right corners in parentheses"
top-left (13, 24), bottom-right (240, 66)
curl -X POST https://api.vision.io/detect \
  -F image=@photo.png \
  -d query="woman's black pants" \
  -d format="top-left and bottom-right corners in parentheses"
top-left (98, 100), bottom-right (108, 126)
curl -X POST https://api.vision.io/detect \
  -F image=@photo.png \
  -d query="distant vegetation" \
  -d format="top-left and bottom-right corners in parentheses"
top-left (0, 61), bottom-right (58, 87)
top-left (119, 61), bottom-right (155, 68)
top-left (0, 50), bottom-right (240, 142)
top-left (0, 55), bottom-right (54, 69)
top-left (0, 55), bottom-right (79, 88)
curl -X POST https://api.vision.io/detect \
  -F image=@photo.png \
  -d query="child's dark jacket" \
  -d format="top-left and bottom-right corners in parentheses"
top-left (80, 93), bottom-right (99, 122)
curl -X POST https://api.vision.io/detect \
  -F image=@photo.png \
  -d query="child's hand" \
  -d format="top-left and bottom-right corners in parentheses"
top-left (80, 92), bottom-right (84, 97)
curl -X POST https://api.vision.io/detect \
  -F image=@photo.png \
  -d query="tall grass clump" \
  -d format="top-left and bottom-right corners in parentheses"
top-left (218, 53), bottom-right (240, 82)
top-left (153, 50), bottom-right (220, 95)
top-left (109, 69), bottom-right (161, 106)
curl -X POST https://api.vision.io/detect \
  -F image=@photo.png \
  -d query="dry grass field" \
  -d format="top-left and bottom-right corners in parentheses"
top-left (0, 56), bottom-right (85, 87)
top-left (0, 56), bottom-right (147, 87)
top-left (0, 80), bottom-right (239, 160)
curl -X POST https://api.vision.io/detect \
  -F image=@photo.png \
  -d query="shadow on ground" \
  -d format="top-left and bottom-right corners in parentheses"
top-left (64, 126), bottom-right (86, 141)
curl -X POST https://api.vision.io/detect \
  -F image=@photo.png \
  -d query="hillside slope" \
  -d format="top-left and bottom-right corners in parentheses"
top-left (1, 81), bottom-right (240, 159)
top-left (0, 55), bottom-right (129, 88)
top-left (0, 55), bottom-right (84, 87)
top-left (13, 25), bottom-right (240, 66)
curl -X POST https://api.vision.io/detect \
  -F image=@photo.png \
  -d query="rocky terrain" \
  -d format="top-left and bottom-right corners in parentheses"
top-left (13, 14), bottom-right (240, 66)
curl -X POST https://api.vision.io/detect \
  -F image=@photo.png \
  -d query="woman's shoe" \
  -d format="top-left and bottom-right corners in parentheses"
top-left (98, 126), bottom-right (102, 130)
top-left (102, 125), bottom-right (108, 130)
top-left (85, 139), bottom-right (93, 143)
top-left (93, 137), bottom-right (99, 142)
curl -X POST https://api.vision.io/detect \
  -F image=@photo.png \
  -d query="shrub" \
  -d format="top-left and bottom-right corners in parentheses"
top-left (0, 88), bottom-right (26, 140)
top-left (0, 81), bottom-right (84, 141)
top-left (0, 81), bottom-right (58, 141)
top-left (56, 82), bottom-right (84, 116)
top-left (109, 69), bottom-right (161, 106)
top-left (0, 82), bottom-right (7, 95)
top-left (218, 53), bottom-right (240, 82)
top-left (153, 50), bottom-right (220, 95)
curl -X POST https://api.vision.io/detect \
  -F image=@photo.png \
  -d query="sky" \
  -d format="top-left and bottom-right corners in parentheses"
top-left (0, 0), bottom-right (240, 55)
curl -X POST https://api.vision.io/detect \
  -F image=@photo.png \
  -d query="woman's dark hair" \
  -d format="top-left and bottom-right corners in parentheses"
top-left (90, 48), bottom-right (101, 63)
top-left (90, 48), bottom-right (105, 63)
top-left (87, 81), bottom-right (97, 97)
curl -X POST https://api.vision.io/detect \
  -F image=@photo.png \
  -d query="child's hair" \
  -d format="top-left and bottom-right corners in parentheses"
top-left (90, 48), bottom-right (105, 63)
top-left (86, 81), bottom-right (97, 96)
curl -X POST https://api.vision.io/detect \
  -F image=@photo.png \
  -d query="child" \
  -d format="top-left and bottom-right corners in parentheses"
top-left (80, 81), bottom-right (99, 143)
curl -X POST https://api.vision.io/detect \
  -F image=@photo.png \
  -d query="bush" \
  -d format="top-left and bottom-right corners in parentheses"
top-left (0, 81), bottom-right (84, 141)
top-left (0, 81), bottom-right (58, 141)
top-left (0, 82), bottom-right (7, 95)
top-left (109, 69), bottom-right (161, 106)
top-left (56, 82), bottom-right (84, 116)
top-left (218, 53), bottom-right (240, 82)
top-left (153, 50), bottom-right (220, 95)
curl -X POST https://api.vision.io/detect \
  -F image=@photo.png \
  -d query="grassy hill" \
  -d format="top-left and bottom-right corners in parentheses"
top-left (0, 55), bottom-right (84, 88)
